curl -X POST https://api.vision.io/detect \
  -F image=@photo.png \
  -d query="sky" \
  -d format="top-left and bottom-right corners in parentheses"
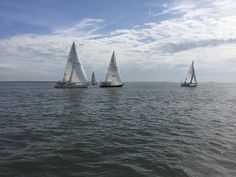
top-left (0, 0), bottom-right (236, 82)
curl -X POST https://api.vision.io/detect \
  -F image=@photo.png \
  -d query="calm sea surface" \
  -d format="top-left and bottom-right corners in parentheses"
top-left (0, 82), bottom-right (236, 177)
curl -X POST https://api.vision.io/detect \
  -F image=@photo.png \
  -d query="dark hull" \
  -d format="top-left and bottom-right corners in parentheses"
top-left (180, 83), bottom-right (197, 87)
top-left (55, 85), bottom-right (88, 88)
top-left (100, 84), bottom-right (123, 88)
top-left (55, 82), bottom-right (89, 88)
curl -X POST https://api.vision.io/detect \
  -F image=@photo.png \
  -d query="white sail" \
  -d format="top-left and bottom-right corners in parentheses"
top-left (91, 72), bottom-right (96, 85)
top-left (191, 63), bottom-right (197, 84)
top-left (67, 42), bottom-right (88, 83)
top-left (105, 51), bottom-right (122, 85)
top-left (63, 45), bottom-right (74, 81)
top-left (184, 60), bottom-right (197, 84)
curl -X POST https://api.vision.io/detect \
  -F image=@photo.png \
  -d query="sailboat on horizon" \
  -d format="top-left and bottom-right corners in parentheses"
top-left (181, 60), bottom-right (197, 87)
top-left (55, 42), bottom-right (89, 88)
top-left (100, 51), bottom-right (123, 87)
top-left (90, 72), bottom-right (97, 86)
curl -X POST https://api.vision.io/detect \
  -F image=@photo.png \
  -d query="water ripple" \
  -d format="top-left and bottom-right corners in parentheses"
top-left (0, 82), bottom-right (236, 177)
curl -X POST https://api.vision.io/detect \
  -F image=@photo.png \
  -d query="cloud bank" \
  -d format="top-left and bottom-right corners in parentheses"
top-left (0, 0), bottom-right (236, 81)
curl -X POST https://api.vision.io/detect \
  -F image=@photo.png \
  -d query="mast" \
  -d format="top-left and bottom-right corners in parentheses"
top-left (193, 69), bottom-right (197, 84)
top-left (63, 42), bottom-right (75, 81)
top-left (190, 60), bottom-right (197, 84)
top-left (68, 60), bottom-right (75, 83)
top-left (190, 61), bottom-right (194, 83)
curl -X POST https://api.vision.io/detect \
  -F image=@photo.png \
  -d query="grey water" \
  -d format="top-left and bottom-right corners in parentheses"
top-left (0, 82), bottom-right (236, 177)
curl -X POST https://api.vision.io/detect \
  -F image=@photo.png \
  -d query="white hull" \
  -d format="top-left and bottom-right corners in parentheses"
top-left (55, 81), bottom-right (88, 88)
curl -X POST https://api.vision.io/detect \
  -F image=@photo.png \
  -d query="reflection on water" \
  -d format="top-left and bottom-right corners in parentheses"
top-left (0, 82), bottom-right (236, 177)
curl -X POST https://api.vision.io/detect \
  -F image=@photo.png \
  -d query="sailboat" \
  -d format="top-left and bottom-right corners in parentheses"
top-left (90, 72), bottom-right (97, 85)
top-left (100, 51), bottom-right (123, 87)
top-left (55, 42), bottom-right (89, 88)
top-left (180, 60), bottom-right (197, 87)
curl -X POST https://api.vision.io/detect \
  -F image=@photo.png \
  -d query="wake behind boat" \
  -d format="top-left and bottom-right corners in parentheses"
top-left (55, 42), bottom-right (89, 88)
top-left (100, 51), bottom-right (123, 87)
top-left (181, 60), bottom-right (197, 87)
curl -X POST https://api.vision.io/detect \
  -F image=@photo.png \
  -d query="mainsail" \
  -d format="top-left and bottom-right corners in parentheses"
top-left (184, 60), bottom-right (197, 84)
top-left (63, 42), bottom-right (88, 83)
top-left (63, 46), bottom-right (73, 81)
top-left (91, 72), bottom-right (96, 85)
top-left (105, 51), bottom-right (122, 85)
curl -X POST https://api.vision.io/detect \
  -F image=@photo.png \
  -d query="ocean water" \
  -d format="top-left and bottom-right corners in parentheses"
top-left (0, 82), bottom-right (236, 177)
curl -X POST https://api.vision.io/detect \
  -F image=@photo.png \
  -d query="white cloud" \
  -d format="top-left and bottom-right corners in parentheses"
top-left (0, 0), bottom-right (236, 81)
top-left (53, 18), bottom-right (105, 38)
